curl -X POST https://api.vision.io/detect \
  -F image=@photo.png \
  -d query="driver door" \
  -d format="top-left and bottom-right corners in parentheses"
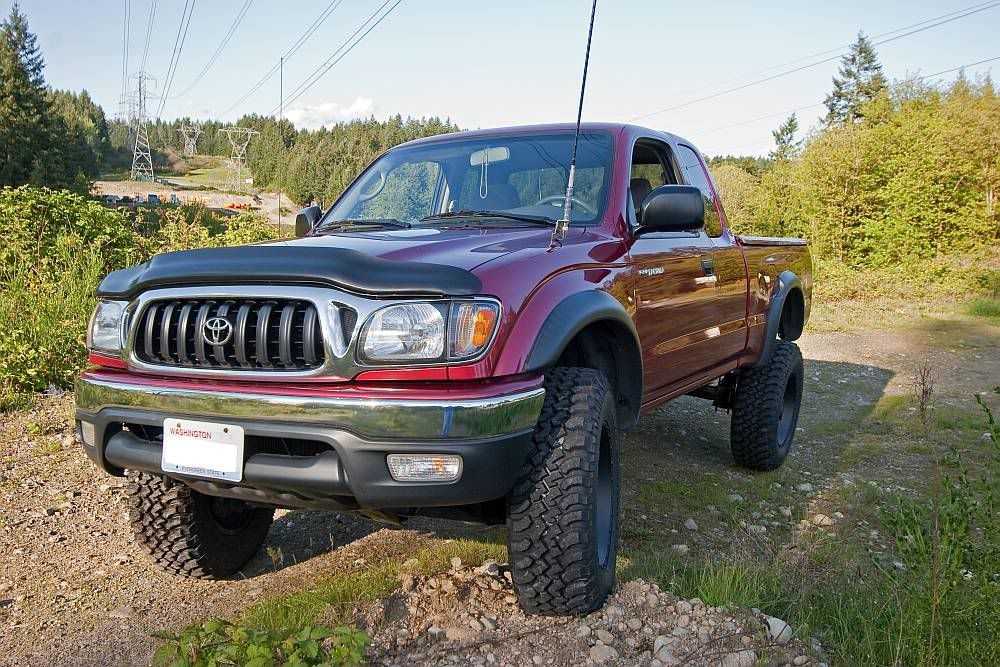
top-left (627, 138), bottom-right (720, 399)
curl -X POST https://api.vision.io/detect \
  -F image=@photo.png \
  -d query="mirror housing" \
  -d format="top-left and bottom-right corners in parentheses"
top-left (295, 205), bottom-right (322, 237)
top-left (635, 185), bottom-right (705, 235)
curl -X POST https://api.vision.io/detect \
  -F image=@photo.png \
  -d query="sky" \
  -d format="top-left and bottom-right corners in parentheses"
top-left (10, 0), bottom-right (1000, 156)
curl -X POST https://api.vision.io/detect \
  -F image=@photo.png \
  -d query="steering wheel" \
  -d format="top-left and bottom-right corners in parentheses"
top-left (535, 194), bottom-right (596, 214)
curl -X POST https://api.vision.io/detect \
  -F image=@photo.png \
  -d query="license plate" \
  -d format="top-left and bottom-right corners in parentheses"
top-left (161, 418), bottom-right (245, 482)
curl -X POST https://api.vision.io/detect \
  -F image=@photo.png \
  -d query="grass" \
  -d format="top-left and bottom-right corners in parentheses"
top-left (178, 164), bottom-right (233, 187)
top-left (241, 537), bottom-right (506, 633)
top-left (965, 297), bottom-right (1000, 325)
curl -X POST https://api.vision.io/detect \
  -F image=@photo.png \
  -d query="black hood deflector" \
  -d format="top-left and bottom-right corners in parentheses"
top-left (96, 245), bottom-right (483, 298)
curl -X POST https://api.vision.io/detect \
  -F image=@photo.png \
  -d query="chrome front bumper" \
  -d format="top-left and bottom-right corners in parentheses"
top-left (75, 374), bottom-right (545, 441)
top-left (75, 373), bottom-right (545, 511)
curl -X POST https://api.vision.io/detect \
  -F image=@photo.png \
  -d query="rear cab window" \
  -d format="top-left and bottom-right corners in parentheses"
top-left (676, 144), bottom-right (724, 237)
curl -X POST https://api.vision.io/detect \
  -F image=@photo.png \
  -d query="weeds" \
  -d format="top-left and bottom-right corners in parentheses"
top-left (152, 621), bottom-right (369, 667)
top-left (0, 186), bottom-right (278, 409)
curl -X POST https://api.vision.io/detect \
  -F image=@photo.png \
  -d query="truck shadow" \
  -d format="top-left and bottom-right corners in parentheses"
top-left (242, 511), bottom-right (383, 576)
top-left (626, 357), bottom-right (895, 470)
top-left (239, 356), bottom-right (894, 577)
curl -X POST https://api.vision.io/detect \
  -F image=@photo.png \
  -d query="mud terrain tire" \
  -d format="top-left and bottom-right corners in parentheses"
top-left (731, 340), bottom-right (804, 471)
top-left (127, 471), bottom-right (274, 578)
top-left (507, 367), bottom-right (620, 615)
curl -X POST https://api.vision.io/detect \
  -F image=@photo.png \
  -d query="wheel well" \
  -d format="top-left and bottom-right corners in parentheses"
top-left (553, 320), bottom-right (642, 428)
top-left (778, 288), bottom-right (805, 341)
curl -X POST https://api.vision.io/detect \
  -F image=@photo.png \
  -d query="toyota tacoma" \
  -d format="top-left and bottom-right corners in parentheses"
top-left (76, 123), bottom-right (812, 615)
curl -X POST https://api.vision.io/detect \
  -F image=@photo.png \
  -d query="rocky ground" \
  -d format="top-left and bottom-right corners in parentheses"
top-left (363, 561), bottom-right (815, 666)
top-left (1, 304), bottom-right (997, 666)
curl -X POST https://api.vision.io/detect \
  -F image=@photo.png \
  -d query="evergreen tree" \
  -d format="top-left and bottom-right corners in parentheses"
top-left (824, 32), bottom-right (887, 124)
top-left (0, 3), bottom-right (49, 186)
top-left (770, 113), bottom-right (800, 161)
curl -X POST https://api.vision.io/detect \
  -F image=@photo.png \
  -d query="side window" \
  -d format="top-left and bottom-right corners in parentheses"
top-left (677, 145), bottom-right (723, 237)
top-left (629, 140), bottom-right (678, 224)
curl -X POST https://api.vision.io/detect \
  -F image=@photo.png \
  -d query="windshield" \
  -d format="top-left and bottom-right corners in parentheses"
top-left (321, 131), bottom-right (614, 227)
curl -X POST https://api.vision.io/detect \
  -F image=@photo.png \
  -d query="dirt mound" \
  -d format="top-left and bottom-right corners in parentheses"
top-left (359, 560), bottom-right (819, 666)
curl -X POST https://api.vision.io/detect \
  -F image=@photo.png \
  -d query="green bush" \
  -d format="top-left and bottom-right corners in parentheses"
top-left (0, 185), bottom-right (143, 271)
top-left (152, 620), bottom-right (369, 667)
top-left (0, 239), bottom-right (103, 396)
top-left (0, 186), bottom-right (279, 408)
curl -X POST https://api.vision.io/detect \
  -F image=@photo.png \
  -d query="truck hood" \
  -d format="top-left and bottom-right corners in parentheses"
top-left (279, 225), bottom-right (556, 272)
top-left (96, 225), bottom-right (555, 299)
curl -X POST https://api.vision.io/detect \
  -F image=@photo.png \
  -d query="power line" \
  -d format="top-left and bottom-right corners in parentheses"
top-left (170, 0), bottom-right (254, 99)
top-left (139, 0), bottom-right (158, 73)
top-left (694, 55), bottom-right (1000, 138)
top-left (665, 1), bottom-right (999, 104)
top-left (694, 104), bottom-right (825, 136)
top-left (696, 55), bottom-right (1000, 155)
top-left (270, 0), bottom-right (403, 116)
top-left (631, 1), bottom-right (1000, 122)
top-left (120, 0), bottom-right (130, 119)
top-left (154, 0), bottom-right (197, 119)
top-left (919, 55), bottom-right (1000, 79)
top-left (219, 0), bottom-right (346, 117)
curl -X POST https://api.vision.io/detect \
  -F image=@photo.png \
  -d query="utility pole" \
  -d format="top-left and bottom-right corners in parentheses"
top-left (220, 126), bottom-right (259, 193)
top-left (129, 71), bottom-right (155, 182)
top-left (178, 124), bottom-right (203, 156)
top-left (278, 56), bottom-right (283, 234)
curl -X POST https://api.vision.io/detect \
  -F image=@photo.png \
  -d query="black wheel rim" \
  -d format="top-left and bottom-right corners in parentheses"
top-left (208, 496), bottom-right (257, 535)
top-left (594, 427), bottom-right (614, 569)
top-left (776, 372), bottom-right (800, 451)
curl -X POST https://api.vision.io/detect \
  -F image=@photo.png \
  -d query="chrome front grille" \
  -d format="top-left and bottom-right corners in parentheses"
top-left (134, 298), bottom-right (326, 371)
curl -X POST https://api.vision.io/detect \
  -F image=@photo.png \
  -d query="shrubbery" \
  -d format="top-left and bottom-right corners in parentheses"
top-left (152, 620), bottom-right (369, 667)
top-left (711, 77), bottom-right (999, 272)
top-left (0, 186), bottom-right (278, 409)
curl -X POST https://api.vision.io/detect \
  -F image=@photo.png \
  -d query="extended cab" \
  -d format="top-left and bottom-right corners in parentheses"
top-left (76, 123), bottom-right (811, 614)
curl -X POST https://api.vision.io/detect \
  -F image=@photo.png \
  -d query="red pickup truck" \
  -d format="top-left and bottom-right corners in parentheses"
top-left (76, 123), bottom-right (811, 615)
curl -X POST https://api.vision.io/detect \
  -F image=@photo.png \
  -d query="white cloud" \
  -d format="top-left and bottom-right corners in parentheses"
top-left (284, 96), bottom-right (376, 129)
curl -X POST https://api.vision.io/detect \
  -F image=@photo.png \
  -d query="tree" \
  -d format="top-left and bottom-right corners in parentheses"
top-left (824, 32), bottom-right (887, 124)
top-left (770, 113), bottom-right (801, 161)
top-left (0, 3), bottom-right (49, 187)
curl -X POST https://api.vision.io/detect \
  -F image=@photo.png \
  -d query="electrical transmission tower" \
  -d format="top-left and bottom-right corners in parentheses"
top-left (219, 127), bottom-right (259, 193)
top-left (128, 71), bottom-right (155, 182)
top-left (178, 124), bottom-right (203, 156)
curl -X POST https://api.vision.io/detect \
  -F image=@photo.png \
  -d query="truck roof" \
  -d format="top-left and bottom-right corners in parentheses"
top-left (396, 122), bottom-right (696, 152)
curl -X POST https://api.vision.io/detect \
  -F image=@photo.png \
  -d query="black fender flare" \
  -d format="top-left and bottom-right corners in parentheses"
top-left (525, 290), bottom-right (642, 427)
top-left (755, 270), bottom-right (804, 367)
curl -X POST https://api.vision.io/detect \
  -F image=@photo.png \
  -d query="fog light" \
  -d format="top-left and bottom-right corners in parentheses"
top-left (78, 420), bottom-right (97, 448)
top-left (386, 454), bottom-right (462, 482)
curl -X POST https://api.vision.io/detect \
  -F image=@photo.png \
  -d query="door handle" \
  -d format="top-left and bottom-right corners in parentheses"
top-left (701, 258), bottom-right (715, 276)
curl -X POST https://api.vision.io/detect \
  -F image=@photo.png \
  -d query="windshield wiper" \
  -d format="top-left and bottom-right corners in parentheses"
top-left (421, 210), bottom-right (556, 226)
top-left (317, 218), bottom-right (412, 232)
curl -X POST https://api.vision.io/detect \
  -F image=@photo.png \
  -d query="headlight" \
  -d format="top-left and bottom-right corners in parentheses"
top-left (360, 300), bottom-right (499, 363)
top-left (361, 303), bottom-right (446, 361)
top-left (87, 300), bottom-right (127, 354)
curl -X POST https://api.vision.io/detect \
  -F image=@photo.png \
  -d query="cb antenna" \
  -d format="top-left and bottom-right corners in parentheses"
top-left (552, 0), bottom-right (598, 245)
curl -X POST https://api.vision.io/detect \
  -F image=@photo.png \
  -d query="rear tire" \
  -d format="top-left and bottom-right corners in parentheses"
top-left (127, 471), bottom-right (274, 578)
top-left (507, 367), bottom-right (620, 615)
top-left (730, 341), bottom-right (804, 471)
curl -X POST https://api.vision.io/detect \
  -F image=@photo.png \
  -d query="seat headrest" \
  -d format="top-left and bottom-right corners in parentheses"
top-left (476, 183), bottom-right (521, 210)
top-left (630, 177), bottom-right (652, 211)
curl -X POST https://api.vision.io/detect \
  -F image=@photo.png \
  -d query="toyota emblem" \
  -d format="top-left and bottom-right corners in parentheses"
top-left (202, 317), bottom-right (233, 346)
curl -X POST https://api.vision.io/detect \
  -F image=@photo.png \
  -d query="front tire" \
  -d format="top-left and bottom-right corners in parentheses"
top-left (730, 340), bottom-right (804, 471)
top-left (127, 471), bottom-right (274, 578)
top-left (507, 367), bottom-right (620, 615)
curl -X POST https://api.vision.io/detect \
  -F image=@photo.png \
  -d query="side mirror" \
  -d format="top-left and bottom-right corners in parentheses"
top-left (635, 185), bottom-right (705, 235)
top-left (295, 205), bottom-right (322, 237)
